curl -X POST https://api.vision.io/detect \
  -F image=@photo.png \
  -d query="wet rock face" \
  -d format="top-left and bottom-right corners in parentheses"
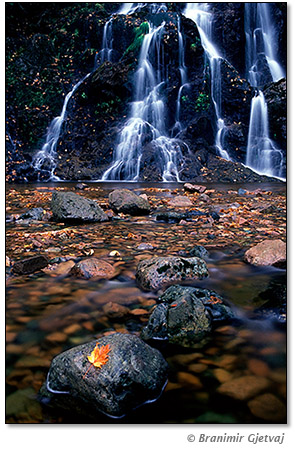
top-left (141, 285), bottom-right (234, 346)
top-left (40, 333), bottom-right (168, 418)
top-left (244, 239), bottom-right (286, 267)
top-left (136, 256), bottom-right (209, 291)
top-left (108, 189), bottom-right (151, 215)
top-left (51, 191), bottom-right (108, 223)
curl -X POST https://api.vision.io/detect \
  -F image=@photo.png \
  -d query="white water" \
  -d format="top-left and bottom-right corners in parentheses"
top-left (183, 3), bottom-right (230, 160)
top-left (32, 73), bottom-right (90, 181)
top-left (101, 21), bottom-right (185, 182)
top-left (245, 3), bottom-right (285, 179)
top-left (118, 3), bottom-right (167, 15)
top-left (95, 17), bottom-right (114, 67)
top-left (171, 16), bottom-right (189, 138)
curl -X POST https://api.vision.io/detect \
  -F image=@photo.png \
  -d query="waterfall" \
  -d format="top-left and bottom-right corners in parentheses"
top-left (101, 21), bottom-right (185, 182)
top-left (118, 3), bottom-right (168, 15)
top-left (183, 3), bottom-right (230, 160)
top-left (32, 74), bottom-right (90, 181)
top-left (245, 3), bottom-right (285, 179)
top-left (94, 18), bottom-right (114, 68)
top-left (171, 16), bottom-right (189, 138)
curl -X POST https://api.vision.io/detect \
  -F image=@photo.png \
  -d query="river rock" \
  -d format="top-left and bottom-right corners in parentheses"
top-left (40, 333), bottom-right (168, 418)
top-left (184, 183), bottom-right (206, 194)
top-left (217, 375), bottom-right (270, 401)
top-left (71, 257), bottom-right (117, 280)
top-left (155, 211), bottom-right (187, 223)
top-left (19, 207), bottom-right (45, 221)
top-left (136, 256), bottom-right (209, 291)
top-left (168, 195), bottom-right (193, 207)
top-left (244, 239), bottom-right (286, 267)
top-left (247, 393), bottom-right (286, 422)
top-left (141, 285), bottom-right (234, 346)
top-left (108, 189), bottom-right (150, 215)
top-left (190, 245), bottom-right (210, 260)
top-left (51, 191), bottom-right (108, 223)
top-left (12, 255), bottom-right (49, 275)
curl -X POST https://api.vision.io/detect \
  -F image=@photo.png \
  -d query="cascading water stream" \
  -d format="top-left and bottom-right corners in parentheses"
top-left (33, 7), bottom-right (125, 181)
top-left (32, 73), bottom-right (90, 181)
top-left (171, 17), bottom-right (189, 138)
top-left (101, 21), bottom-right (185, 182)
top-left (183, 3), bottom-right (230, 160)
top-left (245, 3), bottom-right (285, 179)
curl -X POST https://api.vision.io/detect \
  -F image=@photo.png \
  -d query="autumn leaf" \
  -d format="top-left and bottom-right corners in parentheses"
top-left (83, 343), bottom-right (111, 379)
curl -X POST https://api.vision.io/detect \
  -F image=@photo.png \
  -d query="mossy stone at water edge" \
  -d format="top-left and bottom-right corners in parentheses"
top-left (136, 256), bottom-right (209, 291)
top-left (40, 333), bottom-right (168, 419)
top-left (51, 191), bottom-right (108, 223)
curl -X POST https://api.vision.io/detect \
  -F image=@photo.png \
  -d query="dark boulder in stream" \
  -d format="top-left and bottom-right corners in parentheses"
top-left (136, 256), bottom-right (209, 291)
top-left (141, 285), bottom-right (234, 347)
top-left (108, 189), bottom-right (151, 216)
top-left (40, 333), bottom-right (168, 419)
top-left (51, 191), bottom-right (108, 223)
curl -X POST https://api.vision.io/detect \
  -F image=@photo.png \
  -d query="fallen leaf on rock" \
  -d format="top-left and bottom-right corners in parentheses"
top-left (83, 343), bottom-right (111, 379)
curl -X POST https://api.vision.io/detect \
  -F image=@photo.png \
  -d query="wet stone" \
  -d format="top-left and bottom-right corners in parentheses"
top-left (40, 333), bottom-right (168, 419)
top-left (217, 375), bottom-right (270, 401)
top-left (244, 239), bottom-right (286, 267)
top-left (247, 393), bottom-right (286, 422)
top-left (136, 256), bottom-right (209, 291)
top-left (51, 191), bottom-right (108, 223)
top-left (141, 285), bottom-right (234, 347)
top-left (108, 189), bottom-right (150, 216)
top-left (12, 255), bottom-right (49, 275)
top-left (71, 257), bottom-right (117, 280)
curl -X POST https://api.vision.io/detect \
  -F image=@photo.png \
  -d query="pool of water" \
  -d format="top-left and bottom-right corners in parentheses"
top-left (6, 181), bottom-right (287, 423)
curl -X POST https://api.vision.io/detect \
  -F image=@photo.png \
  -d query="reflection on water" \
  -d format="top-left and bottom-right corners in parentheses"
top-left (6, 182), bottom-right (286, 423)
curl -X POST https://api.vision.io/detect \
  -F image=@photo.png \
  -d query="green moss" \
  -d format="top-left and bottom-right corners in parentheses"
top-left (123, 21), bottom-right (150, 57)
top-left (195, 92), bottom-right (210, 112)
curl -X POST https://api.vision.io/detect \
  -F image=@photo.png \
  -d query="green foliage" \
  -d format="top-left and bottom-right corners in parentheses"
top-left (195, 92), bottom-right (210, 112)
top-left (123, 22), bottom-right (150, 57)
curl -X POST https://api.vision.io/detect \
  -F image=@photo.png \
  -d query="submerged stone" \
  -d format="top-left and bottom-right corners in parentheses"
top-left (136, 256), bottom-right (209, 291)
top-left (51, 191), bottom-right (108, 223)
top-left (40, 333), bottom-right (168, 418)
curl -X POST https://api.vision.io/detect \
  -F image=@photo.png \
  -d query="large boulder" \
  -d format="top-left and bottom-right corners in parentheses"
top-left (40, 333), bottom-right (168, 418)
top-left (141, 285), bottom-right (234, 346)
top-left (244, 239), bottom-right (286, 267)
top-left (51, 191), bottom-right (108, 223)
top-left (108, 189), bottom-right (150, 215)
top-left (136, 256), bottom-right (209, 291)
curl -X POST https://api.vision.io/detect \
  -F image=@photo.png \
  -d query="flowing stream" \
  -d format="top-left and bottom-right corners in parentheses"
top-left (245, 3), bottom-right (285, 179)
top-left (183, 3), bottom-right (230, 161)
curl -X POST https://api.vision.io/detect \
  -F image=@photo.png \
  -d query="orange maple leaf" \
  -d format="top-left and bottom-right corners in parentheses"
top-left (83, 343), bottom-right (111, 379)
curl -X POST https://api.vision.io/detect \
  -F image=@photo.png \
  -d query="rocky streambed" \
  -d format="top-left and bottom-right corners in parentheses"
top-left (6, 182), bottom-right (286, 423)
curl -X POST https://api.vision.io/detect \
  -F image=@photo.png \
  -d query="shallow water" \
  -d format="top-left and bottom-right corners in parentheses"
top-left (6, 182), bottom-right (286, 423)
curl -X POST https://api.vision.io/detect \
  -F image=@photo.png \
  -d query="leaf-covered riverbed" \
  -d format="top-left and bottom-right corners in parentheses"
top-left (6, 182), bottom-right (286, 423)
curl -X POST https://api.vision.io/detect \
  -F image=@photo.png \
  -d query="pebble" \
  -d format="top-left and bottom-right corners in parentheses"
top-left (217, 375), bottom-right (270, 401)
top-left (177, 372), bottom-right (203, 389)
top-left (45, 332), bottom-right (67, 343)
top-left (102, 302), bottom-right (129, 318)
top-left (247, 393), bottom-right (286, 422)
top-left (213, 368), bottom-right (233, 383)
top-left (187, 363), bottom-right (208, 374)
top-left (248, 358), bottom-right (270, 377)
top-left (130, 308), bottom-right (149, 315)
top-left (169, 353), bottom-right (204, 366)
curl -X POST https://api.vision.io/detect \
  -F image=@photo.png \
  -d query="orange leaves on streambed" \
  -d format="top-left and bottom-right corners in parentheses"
top-left (83, 343), bottom-right (111, 379)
